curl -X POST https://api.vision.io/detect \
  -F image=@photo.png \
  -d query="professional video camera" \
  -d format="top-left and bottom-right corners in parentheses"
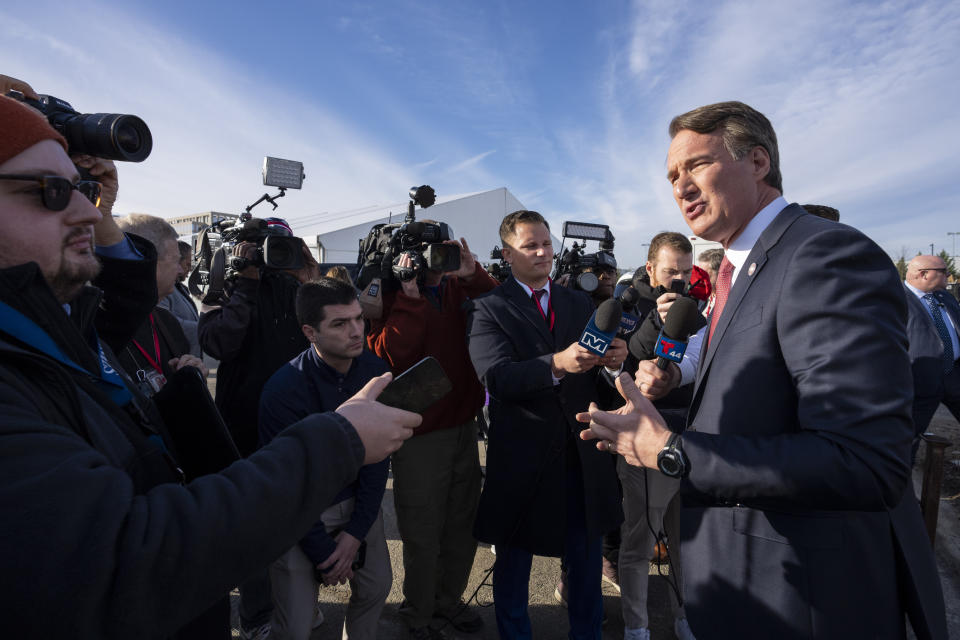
top-left (189, 157), bottom-right (306, 305)
top-left (355, 186), bottom-right (461, 287)
top-left (5, 91), bottom-right (152, 162)
top-left (553, 221), bottom-right (617, 293)
top-left (355, 185), bottom-right (461, 318)
top-left (485, 246), bottom-right (512, 283)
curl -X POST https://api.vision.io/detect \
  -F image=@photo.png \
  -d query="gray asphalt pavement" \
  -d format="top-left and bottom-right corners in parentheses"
top-left (231, 439), bottom-right (678, 639)
top-left (231, 406), bottom-right (960, 639)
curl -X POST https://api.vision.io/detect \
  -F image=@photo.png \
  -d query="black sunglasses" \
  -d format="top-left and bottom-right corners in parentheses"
top-left (0, 174), bottom-right (102, 211)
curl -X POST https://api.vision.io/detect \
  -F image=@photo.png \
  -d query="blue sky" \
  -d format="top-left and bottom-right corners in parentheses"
top-left (3, 0), bottom-right (959, 267)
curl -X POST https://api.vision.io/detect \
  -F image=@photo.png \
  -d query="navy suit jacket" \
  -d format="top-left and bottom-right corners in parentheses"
top-left (905, 286), bottom-right (960, 395)
top-left (466, 277), bottom-right (622, 556)
top-left (679, 204), bottom-right (946, 639)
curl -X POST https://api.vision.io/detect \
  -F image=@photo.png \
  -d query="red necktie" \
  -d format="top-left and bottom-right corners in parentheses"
top-left (708, 256), bottom-right (734, 342)
top-left (532, 289), bottom-right (555, 330)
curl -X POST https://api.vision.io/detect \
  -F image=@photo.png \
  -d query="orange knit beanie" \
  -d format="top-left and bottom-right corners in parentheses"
top-left (0, 95), bottom-right (68, 165)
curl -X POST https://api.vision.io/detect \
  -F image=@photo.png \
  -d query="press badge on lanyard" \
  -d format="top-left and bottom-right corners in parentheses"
top-left (131, 314), bottom-right (167, 395)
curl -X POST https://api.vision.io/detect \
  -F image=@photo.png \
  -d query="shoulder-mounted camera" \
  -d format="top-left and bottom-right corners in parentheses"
top-left (485, 246), bottom-right (512, 283)
top-left (553, 221), bottom-right (617, 293)
top-left (356, 185), bottom-right (461, 289)
top-left (188, 157), bottom-right (307, 305)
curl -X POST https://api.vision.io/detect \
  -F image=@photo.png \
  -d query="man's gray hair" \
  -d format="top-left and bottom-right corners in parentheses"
top-left (669, 101), bottom-right (782, 193)
top-left (698, 248), bottom-right (725, 273)
top-left (116, 214), bottom-right (179, 254)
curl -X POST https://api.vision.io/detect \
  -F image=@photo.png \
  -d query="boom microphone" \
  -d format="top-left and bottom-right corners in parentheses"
top-left (579, 298), bottom-right (623, 356)
top-left (653, 296), bottom-right (702, 370)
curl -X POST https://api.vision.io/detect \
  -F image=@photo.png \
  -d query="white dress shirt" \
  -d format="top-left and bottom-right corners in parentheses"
top-left (514, 279), bottom-right (565, 384)
top-left (725, 195), bottom-right (789, 287)
top-left (514, 278), bottom-right (552, 310)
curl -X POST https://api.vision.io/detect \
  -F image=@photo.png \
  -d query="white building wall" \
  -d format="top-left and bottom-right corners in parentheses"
top-left (298, 187), bottom-right (557, 265)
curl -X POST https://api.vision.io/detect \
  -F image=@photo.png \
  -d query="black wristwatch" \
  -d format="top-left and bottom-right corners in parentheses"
top-left (657, 432), bottom-right (688, 478)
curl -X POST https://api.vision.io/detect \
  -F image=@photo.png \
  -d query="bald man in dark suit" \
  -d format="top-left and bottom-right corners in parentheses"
top-left (904, 255), bottom-right (960, 442)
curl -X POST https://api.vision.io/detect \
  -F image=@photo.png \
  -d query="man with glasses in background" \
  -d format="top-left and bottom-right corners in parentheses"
top-left (904, 255), bottom-right (960, 448)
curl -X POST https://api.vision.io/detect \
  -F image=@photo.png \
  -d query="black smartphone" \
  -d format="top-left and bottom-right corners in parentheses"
top-left (669, 278), bottom-right (688, 295)
top-left (377, 356), bottom-right (452, 414)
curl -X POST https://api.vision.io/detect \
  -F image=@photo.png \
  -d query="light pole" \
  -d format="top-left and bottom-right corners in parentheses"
top-left (949, 232), bottom-right (959, 262)
top-left (930, 243), bottom-right (935, 255)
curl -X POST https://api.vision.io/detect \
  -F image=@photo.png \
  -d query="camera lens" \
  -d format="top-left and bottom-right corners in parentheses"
top-left (61, 112), bottom-right (153, 162)
top-left (263, 237), bottom-right (305, 270)
top-left (268, 240), bottom-right (293, 265)
top-left (576, 272), bottom-right (599, 293)
top-left (115, 124), bottom-right (142, 154)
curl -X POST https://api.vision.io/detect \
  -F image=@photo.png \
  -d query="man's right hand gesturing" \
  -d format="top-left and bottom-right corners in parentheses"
top-left (335, 372), bottom-right (421, 464)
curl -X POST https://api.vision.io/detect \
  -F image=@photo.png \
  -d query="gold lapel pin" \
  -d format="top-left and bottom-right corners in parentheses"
top-left (748, 262), bottom-right (757, 276)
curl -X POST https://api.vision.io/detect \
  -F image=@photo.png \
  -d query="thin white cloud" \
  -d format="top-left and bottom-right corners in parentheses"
top-left (446, 149), bottom-right (496, 174)
top-left (4, 0), bottom-right (958, 270)
top-left (0, 6), bottom-right (416, 231)
top-left (551, 0), bottom-right (960, 267)
top-left (627, 0), bottom-right (684, 81)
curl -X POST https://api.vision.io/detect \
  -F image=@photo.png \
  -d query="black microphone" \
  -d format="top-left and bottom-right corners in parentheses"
top-left (618, 286), bottom-right (641, 308)
top-left (653, 296), bottom-right (702, 369)
top-left (617, 287), bottom-right (641, 335)
top-left (579, 298), bottom-right (623, 356)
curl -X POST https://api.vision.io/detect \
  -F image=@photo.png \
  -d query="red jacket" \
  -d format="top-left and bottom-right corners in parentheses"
top-left (368, 263), bottom-right (497, 436)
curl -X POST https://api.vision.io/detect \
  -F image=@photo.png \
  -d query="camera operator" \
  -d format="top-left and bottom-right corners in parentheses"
top-left (0, 92), bottom-right (422, 639)
top-left (584, 263), bottom-right (618, 306)
top-left (367, 233), bottom-right (497, 639)
top-left (197, 215), bottom-right (320, 639)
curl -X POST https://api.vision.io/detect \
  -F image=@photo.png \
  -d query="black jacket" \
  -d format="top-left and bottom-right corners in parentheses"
top-left (198, 270), bottom-right (308, 456)
top-left (117, 307), bottom-right (192, 396)
top-left (467, 278), bottom-right (623, 555)
top-left (1, 246), bottom-right (367, 638)
top-left (621, 273), bottom-right (706, 419)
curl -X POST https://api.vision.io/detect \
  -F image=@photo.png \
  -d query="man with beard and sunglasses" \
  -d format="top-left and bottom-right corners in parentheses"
top-left (0, 92), bottom-right (422, 639)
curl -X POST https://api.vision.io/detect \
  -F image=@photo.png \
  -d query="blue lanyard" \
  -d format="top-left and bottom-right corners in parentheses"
top-left (0, 300), bottom-right (133, 407)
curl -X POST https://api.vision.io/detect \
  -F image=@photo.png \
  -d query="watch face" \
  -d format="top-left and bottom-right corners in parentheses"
top-left (659, 454), bottom-right (682, 477)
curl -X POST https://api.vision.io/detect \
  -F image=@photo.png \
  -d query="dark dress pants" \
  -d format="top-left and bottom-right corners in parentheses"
top-left (492, 447), bottom-right (603, 639)
top-left (911, 364), bottom-right (960, 462)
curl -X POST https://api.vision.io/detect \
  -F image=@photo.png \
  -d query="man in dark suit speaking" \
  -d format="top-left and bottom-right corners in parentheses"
top-left (579, 102), bottom-right (946, 639)
top-left (904, 254), bottom-right (960, 440)
top-left (466, 210), bottom-right (624, 639)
